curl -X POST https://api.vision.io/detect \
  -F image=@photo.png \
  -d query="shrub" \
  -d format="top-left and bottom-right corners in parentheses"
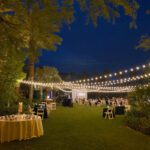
top-left (0, 104), bottom-right (18, 116)
top-left (125, 86), bottom-right (150, 135)
top-left (126, 113), bottom-right (150, 135)
top-left (126, 109), bottom-right (139, 128)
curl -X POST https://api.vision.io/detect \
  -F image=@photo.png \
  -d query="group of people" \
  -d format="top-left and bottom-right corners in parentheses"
top-left (75, 97), bottom-right (128, 107)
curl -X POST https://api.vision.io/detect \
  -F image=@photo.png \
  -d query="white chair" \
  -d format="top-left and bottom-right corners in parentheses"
top-left (50, 103), bottom-right (56, 110)
top-left (105, 108), bottom-right (114, 119)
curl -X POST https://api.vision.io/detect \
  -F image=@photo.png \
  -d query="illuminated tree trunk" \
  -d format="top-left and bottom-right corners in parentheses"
top-left (45, 87), bottom-right (49, 100)
top-left (40, 86), bottom-right (43, 100)
top-left (28, 57), bottom-right (35, 103)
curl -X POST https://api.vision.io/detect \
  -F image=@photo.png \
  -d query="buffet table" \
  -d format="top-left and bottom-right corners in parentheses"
top-left (0, 115), bottom-right (44, 143)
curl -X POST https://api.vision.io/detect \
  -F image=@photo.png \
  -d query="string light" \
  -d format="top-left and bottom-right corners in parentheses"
top-left (19, 79), bottom-right (150, 93)
top-left (73, 72), bottom-right (150, 87)
top-left (19, 61), bottom-right (150, 93)
top-left (73, 63), bottom-right (149, 83)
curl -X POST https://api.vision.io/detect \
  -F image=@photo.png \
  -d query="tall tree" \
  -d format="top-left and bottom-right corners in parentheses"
top-left (36, 66), bottom-right (62, 99)
top-left (0, 1), bottom-right (25, 112)
top-left (13, 0), bottom-right (73, 101)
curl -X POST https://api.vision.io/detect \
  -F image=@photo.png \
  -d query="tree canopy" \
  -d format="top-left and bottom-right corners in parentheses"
top-left (77, 0), bottom-right (139, 28)
top-left (136, 7), bottom-right (150, 51)
top-left (36, 66), bottom-right (62, 83)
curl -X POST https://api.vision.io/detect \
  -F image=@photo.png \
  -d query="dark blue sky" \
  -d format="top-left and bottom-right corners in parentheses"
top-left (37, 0), bottom-right (150, 74)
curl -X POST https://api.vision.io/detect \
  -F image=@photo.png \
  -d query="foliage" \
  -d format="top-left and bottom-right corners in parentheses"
top-left (136, 35), bottom-right (150, 51)
top-left (126, 86), bottom-right (150, 135)
top-left (77, 0), bottom-right (139, 28)
top-left (0, 47), bottom-right (25, 114)
top-left (35, 66), bottom-right (62, 83)
top-left (128, 86), bottom-right (150, 106)
top-left (18, 0), bottom-right (66, 59)
top-left (125, 106), bottom-right (150, 135)
top-left (136, 8), bottom-right (150, 51)
top-left (0, 1), bottom-right (26, 114)
top-left (0, 103), bottom-right (18, 116)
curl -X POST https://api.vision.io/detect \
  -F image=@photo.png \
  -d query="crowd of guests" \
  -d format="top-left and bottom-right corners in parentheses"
top-left (75, 97), bottom-right (128, 107)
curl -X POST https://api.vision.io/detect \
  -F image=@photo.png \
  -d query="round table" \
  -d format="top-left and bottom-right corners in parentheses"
top-left (0, 115), bottom-right (44, 143)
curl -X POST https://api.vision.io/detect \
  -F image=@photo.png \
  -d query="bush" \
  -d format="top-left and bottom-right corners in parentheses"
top-left (126, 86), bottom-right (150, 135)
top-left (0, 104), bottom-right (18, 116)
top-left (125, 106), bottom-right (150, 135)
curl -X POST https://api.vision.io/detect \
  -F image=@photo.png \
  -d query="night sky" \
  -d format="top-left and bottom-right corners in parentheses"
top-left (37, 0), bottom-right (150, 75)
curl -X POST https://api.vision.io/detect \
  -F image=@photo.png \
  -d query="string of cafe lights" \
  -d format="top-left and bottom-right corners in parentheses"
top-left (56, 83), bottom-right (150, 93)
top-left (19, 80), bottom-right (148, 93)
top-left (19, 61), bottom-right (150, 93)
top-left (88, 73), bottom-right (150, 86)
top-left (73, 63), bottom-right (150, 83)
top-left (55, 85), bottom-right (135, 93)
top-left (56, 84), bottom-right (136, 92)
top-left (20, 80), bottom-right (135, 90)
top-left (20, 70), bottom-right (150, 90)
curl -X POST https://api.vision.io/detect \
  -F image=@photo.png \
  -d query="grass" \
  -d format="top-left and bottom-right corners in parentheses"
top-left (0, 105), bottom-right (150, 150)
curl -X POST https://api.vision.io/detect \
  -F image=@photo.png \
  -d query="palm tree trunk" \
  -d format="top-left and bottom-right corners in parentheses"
top-left (28, 57), bottom-right (35, 103)
top-left (45, 87), bottom-right (49, 100)
top-left (40, 86), bottom-right (43, 100)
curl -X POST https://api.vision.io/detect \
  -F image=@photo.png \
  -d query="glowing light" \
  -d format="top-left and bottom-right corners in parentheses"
top-left (142, 65), bottom-right (146, 68)
top-left (109, 74), bottom-right (112, 77)
top-left (130, 68), bottom-right (134, 72)
top-left (104, 75), bottom-right (108, 78)
top-left (95, 77), bottom-right (98, 80)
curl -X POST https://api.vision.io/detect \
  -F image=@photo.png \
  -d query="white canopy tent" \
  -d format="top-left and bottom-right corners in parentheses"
top-left (72, 89), bottom-right (87, 102)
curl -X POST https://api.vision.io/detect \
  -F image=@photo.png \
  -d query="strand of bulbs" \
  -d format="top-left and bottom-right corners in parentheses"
top-left (73, 63), bottom-right (149, 83)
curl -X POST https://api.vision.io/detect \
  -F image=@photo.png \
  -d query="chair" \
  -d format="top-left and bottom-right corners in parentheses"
top-left (37, 108), bottom-right (44, 120)
top-left (50, 103), bottom-right (56, 110)
top-left (105, 108), bottom-right (114, 119)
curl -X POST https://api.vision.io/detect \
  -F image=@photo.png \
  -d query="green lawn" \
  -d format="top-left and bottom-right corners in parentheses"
top-left (0, 105), bottom-right (150, 150)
